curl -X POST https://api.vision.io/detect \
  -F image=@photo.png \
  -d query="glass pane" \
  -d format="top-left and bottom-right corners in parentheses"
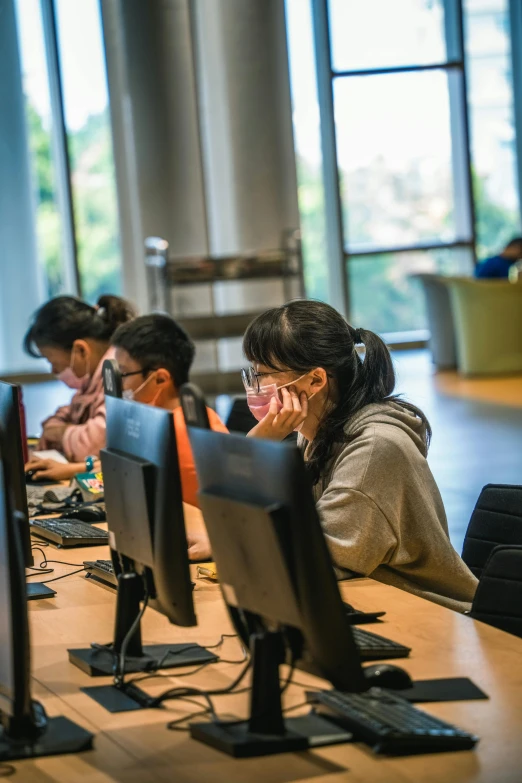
top-left (464, 0), bottom-right (522, 257)
top-left (348, 248), bottom-right (473, 334)
top-left (15, 0), bottom-right (67, 298)
top-left (54, 0), bottom-right (122, 302)
top-left (335, 70), bottom-right (456, 251)
top-left (328, 0), bottom-right (447, 72)
top-left (285, 0), bottom-right (329, 302)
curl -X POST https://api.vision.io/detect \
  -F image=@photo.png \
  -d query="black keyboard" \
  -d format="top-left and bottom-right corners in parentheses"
top-left (312, 688), bottom-right (478, 755)
top-left (84, 559), bottom-right (117, 588)
top-left (30, 519), bottom-right (109, 547)
top-left (351, 627), bottom-right (410, 661)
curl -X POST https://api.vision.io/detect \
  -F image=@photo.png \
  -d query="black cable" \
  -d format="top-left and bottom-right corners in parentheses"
top-left (26, 566), bottom-right (54, 577)
top-left (149, 656), bottom-right (253, 709)
top-left (115, 591), bottom-right (149, 687)
top-left (40, 567), bottom-right (87, 584)
top-left (166, 692), bottom-right (310, 734)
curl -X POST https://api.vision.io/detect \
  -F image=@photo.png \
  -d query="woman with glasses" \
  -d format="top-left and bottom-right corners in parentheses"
top-left (228, 300), bottom-right (477, 612)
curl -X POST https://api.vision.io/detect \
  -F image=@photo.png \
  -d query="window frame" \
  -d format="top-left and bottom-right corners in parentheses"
top-left (311, 0), bottom-right (478, 332)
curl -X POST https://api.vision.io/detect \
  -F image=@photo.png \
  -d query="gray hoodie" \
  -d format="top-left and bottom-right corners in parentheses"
top-left (305, 402), bottom-right (478, 613)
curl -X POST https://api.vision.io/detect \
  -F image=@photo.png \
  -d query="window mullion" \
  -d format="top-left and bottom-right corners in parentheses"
top-left (311, 0), bottom-right (350, 319)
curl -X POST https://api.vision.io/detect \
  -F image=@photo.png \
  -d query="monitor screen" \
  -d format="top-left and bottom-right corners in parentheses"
top-left (0, 382), bottom-right (33, 567)
top-left (0, 456), bottom-right (15, 714)
top-left (188, 428), bottom-right (366, 692)
top-left (102, 396), bottom-right (195, 627)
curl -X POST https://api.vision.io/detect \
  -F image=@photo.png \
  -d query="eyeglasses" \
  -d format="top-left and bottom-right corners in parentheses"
top-left (241, 366), bottom-right (286, 394)
top-left (120, 367), bottom-right (150, 380)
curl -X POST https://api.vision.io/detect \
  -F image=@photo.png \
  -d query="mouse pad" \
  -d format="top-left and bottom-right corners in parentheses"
top-left (397, 677), bottom-right (488, 703)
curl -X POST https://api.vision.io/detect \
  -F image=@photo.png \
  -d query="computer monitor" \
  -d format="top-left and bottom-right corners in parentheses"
top-left (68, 396), bottom-right (217, 709)
top-left (187, 427), bottom-right (373, 756)
top-left (0, 382), bottom-right (55, 600)
top-left (0, 424), bottom-right (93, 759)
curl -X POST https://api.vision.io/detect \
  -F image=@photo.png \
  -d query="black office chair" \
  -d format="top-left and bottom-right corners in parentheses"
top-left (180, 383), bottom-right (211, 429)
top-left (102, 359), bottom-right (122, 399)
top-left (469, 545), bottom-right (522, 639)
top-left (461, 484), bottom-right (522, 580)
top-left (225, 396), bottom-right (257, 434)
top-left (225, 395), bottom-right (299, 443)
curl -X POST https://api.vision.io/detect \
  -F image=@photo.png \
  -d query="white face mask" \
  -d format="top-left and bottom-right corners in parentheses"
top-left (122, 372), bottom-right (155, 401)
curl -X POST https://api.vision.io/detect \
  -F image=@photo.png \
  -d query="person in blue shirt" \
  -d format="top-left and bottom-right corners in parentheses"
top-left (475, 236), bottom-right (522, 278)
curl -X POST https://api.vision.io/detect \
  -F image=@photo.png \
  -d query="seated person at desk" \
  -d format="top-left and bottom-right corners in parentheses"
top-left (25, 314), bottom-right (228, 513)
top-left (189, 300), bottom-right (478, 613)
top-left (111, 313), bottom-right (228, 508)
top-left (474, 236), bottom-right (522, 278)
top-left (23, 295), bottom-right (135, 476)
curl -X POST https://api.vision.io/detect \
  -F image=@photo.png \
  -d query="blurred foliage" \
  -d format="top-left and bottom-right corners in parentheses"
top-left (26, 103), bottom-right (121, 303)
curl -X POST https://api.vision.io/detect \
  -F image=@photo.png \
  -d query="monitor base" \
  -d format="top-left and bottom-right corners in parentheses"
top-left (26, 582), bottom-right (56, 600)
top-left (190, 713), bottom-right (352, 758)
top-left (68, 642), bottom-right (217, 677)
top-left (0, 716), bottom-right (93, 761)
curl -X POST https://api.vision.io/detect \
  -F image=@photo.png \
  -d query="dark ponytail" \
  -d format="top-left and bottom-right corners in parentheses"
top-left (23, 294), bottom-right (136, 358)
top-left (243, 300), bottom-right (431, 486)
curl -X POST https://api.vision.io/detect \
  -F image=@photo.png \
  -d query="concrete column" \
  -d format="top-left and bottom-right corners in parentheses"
top-left (100, 0), bottom-right (209, 312)
top-left (192, 0), bottom-right (299, 254)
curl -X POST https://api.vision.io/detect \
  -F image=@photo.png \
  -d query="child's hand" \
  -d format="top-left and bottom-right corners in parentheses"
top-left (24, 458), bottom-right (78, 482)
top-left (41, 423), bottom-right (69, 446)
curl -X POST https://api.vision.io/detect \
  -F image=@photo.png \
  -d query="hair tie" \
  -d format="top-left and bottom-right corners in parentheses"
top-left (352, 328), bottom-right (363, 345)
top-left (96, 306), bottom-right (106, 318)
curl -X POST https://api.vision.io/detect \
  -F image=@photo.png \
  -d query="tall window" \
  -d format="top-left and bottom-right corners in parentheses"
top-left (464, 0), bottom-right (521, 258)
top-left (15, 0), bottom-right (121, 309)
top-left (285, 0), bottom-right (330, 303)
top-left (287, 0), bottom-right (482, 337)
top-left (54, 0), bottom-right (121, 302)
top-left (15, 0), bottom-right (69, 299)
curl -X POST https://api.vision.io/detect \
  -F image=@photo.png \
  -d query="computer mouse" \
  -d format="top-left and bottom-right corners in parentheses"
top-left (363, 663), bottom-right (413, 690)
top-left (61, 505), bottom-right (106, 523)
top-left (25, 469), bottom-right (57, 485)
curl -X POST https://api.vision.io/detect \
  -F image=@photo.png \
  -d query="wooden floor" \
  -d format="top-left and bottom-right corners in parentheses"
top-left (393, 350), bottom-right (522, 552)
top-left (21, 350), bottom-right (522, 554)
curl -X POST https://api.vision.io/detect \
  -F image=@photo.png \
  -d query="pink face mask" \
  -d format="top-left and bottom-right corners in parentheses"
top-left (246, 383), bottom-right (283, 422)
top-left (246, 373), bottom-right (313, 422)
top-left (57, 366), bottom-right (86, 390)
top-left (57, 349), bottom-right (89, 390)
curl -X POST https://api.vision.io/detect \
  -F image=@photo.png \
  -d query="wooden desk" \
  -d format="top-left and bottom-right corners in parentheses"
top-left (19, 533), bottom-right (522, 782)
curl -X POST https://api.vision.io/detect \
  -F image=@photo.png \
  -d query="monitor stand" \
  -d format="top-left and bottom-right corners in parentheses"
top-left (0, 704), bottom-right (92, 761)
top-left (189, 629), bottom-right (352, 758)
top-left (26, 582), bottom-right (56, 600)
top-left (68, 572), bottom-right (217, 712)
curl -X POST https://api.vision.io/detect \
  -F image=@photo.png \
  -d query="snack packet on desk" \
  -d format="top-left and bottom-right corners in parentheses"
top-left (196, 562), bottom-right (218, 581)
top-left (73, 471), bottom-right (104, 502)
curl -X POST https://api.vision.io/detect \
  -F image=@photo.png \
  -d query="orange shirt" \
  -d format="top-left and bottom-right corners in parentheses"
top-left (172, 406), bottom-right (228, 508)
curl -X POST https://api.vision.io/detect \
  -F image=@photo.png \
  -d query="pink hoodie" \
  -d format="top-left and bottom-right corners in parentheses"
top-left (39, 347), bottom-right (115, 461)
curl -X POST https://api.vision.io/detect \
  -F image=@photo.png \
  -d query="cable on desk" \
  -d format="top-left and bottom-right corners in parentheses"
top-left (166, 665), bottom-right (305, 733)
top-left (26, 565), bottom-right (54, 577)
top-left (39, 567), bottom-right (87, 584)
top-left (149, 654), bottom-right (253, 709)
top-left (114, 591), bottom-right (150, 688)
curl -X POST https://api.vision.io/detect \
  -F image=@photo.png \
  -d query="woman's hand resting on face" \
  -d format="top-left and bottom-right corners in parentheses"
top-left (247, 386), bottom-right (308, 441)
